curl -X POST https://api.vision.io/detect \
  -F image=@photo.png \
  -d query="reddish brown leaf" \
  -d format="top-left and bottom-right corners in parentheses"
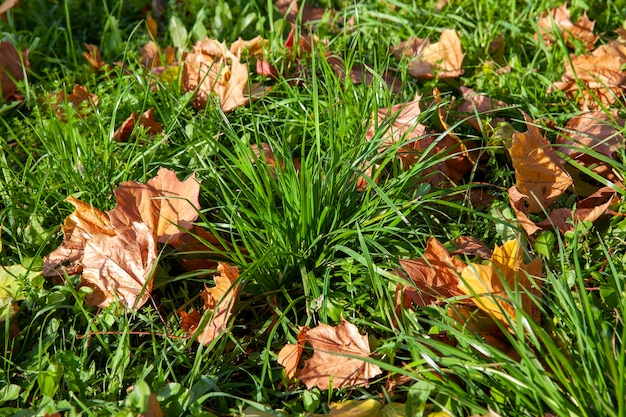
top-left (556, 110), bottom-right (624, 188)
top-left (451, 236), bottom-right (494, 259)
top-left (454, 87), bottom-right (510, 134)
top-left (197, 263), bottom-right (240, 346)
top-left (550, 41), bottom-right (626, 110)
top-left (0, 40), bottom-right (29, 101)
top-left (298, 318), bottom-right (382, 390)
top-left (51, 84), bottom-right (98, 119)
top-left (275, 0), bottom-right (328, 24)
top-left (538, 5), bottom-right (598, 50)
top-left (394, 29), bottom-right (464, 79)
top-left (81, 221), bottom-right (157, 309)
top-left (179, 308), bottom-right (203, 337)
top-left (508, 186), bottom-right (542, 236)
top-left (508, 123), bottom-right (573, 212)
top-left (112, 108), bottom-right (163, 142)
top-left (395, 236), bottom-right (465, 309)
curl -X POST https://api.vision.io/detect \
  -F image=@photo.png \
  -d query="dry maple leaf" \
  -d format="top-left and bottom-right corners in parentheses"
top-left (458, 239), bottom-right (543, 326)
top-left (81, 221), bottom-right (157, 309)
top-left (83, 44), bottom-right (106, 71)
top-left (395, 236), bottom-right (465, 309)
top-left (43, 196), bottom-right (116, 277)
top-left (550, 41), bottom-right (626, 110)
top-left (108, 168), bottom-right (200, 243)
top-left (140, 40), bottom-right (177, 71)
top-left (298, 318), bottom-right (382, 390)
top-left (182, 37), bottom-right (268, 113)
top-left (112, 108), bottom-right (163, 142)
top-left (537, 4), bottom-right (598, 50)
top-left (275, 0), bottom-right (329, 24)
top-left (508, 123), bottom-right (573, 213)
top-left (277, 325), bottom-right (308, 379)
top-left (556, 110), bottom-right (624, 187)
top-left (507, 186), bottom-right (542, 236)
top-left (197, 263), bottom-right (240, 346)
top-left (0, 40), bottom-right (29, 101)
top-left (394, 29), bottom-right (464, 79)
top-left (51, 84), bottom-right (98, 119)
top-left (454, 87), bottom-right (512, 134)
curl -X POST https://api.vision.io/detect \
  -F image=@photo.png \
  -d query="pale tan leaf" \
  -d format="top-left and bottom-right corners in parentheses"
top-left (277, 326), bottom-right (307, 379)
top-left (537, 4), bottom-right (598, 50)
top-left (81, 221), bottom-right (157, 309)
top-left (298, 318), bottom-right (382, 390)
top-left (198, 263), bottom-right (240, 346)
top-left (395, 30), bottom-right (464, 79)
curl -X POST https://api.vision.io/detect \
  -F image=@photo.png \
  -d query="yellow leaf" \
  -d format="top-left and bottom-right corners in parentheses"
top-left (458, 239), bottom-right (542, 326)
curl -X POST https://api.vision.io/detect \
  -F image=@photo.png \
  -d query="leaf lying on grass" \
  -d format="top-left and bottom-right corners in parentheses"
top-left (537, 4), bottom-right (598, 50)
top-left (0, 40), bottom-right (29, 102)
top-left (278, 318), bottom-right (382, 390)
top-left (44, 168), bottom-right (200, 309)
top-left (393, 29), bottom-right (464, 79)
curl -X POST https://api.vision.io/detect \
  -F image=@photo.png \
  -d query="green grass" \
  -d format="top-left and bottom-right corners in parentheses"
top-left (1, 0), bottom-right (626, 416)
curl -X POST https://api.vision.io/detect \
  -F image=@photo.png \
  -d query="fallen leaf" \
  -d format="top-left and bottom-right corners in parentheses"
top-left (112, 108), bottom-right (163, 142)
top-left (277, 325), bottom-right (308, 379)
top-left (140, 41), bottom-right (176, 70)
top-left (108, 168), bottom-right (200, 243)
top-left (395, 236), bottom-right (465, 309)
top-left (179, 308), bottom-right (203, 337)
top-left (298, 317), bottom-right (382, 390)
top-left (451, 236), bottom-right (494, 259)
top-left (0, 0), bottom-right (19, 19)
top-left (146, 11), bottom-right (158, 39)
top-left (508, 186), bottom-right (541, 236)
top-left (459, 239), bottom-right (543, 326)
top-left (508, 123), bottom-right (573, 212)
top-left (550, 41), bottom-right (626, 110)
top-left (0, 40), bottom-right (29, 101)
top-left (394, 29), bottom-right (464, 79)
top-left (83, 44), bottom-right (106, 70)
top-left (313, 399), bottom-right (382, 417)
top-left (0, 264), bottom-right (42, 322)
top-left (556, 110), bottom-right (624, 188)
top-left (182, 37), bottom-right (268, 112)
top-left (81, 221), bottom-right (157, 309)
top-left (230, 36), bottom-right (266, 59)
top-left (51, 84), bottom-right (98, 119)
top-left (275, 0), bottom-right (329, 24)
top-left (197, 263), bottom-right (240, 346)
top-left (538, 4), bottom-right (598, 50)
top-left (43, 196), bottom-right (116, 277)
top-left (454, 87), bottom-right (510, 134)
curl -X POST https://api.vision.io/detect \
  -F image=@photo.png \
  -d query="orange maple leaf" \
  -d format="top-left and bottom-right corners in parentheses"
top-left (197, 263), bottom-right (240, 346)
top-left (458, 239), bottom-right (543, 326)
top-left (298, 318), bottom-right (382, 390)
top-left (508, 123), bottom-right (573, 213)
top-left (108, 168), bottom-right (200, 243)
top-left (51, 84), bottom-right (98, 119)
top-left (277, 326), bottom-right (308, 379)
top-left (112, 108), bottom-right (163, 142)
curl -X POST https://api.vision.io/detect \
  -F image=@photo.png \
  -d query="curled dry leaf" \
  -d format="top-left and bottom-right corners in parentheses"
top-left (112, 108), bottom-right (163, 142)
top-left (395, 236), bottom-right (465, 309)
top-left (182, 37), bottom-right (269, 112)
top-left (508, 186), bottom-right (542, 236)
top-left (394, 29), bottom-right (464, 79)
top-left (550, 41), bottom-right (626, 110)
top-left (537, 4), bottom-right (598, 50)
top-left (508, 123), bottom-right (573, 213)
top-left (0, 40), bottom-right (29, 101)
top-left (556, 110), bottom-right (624, 187)
top-left (451, 236), bottom-right (494, 259)
top-left (81, 221), bottom-right (157, 309)
top-left (277, 325), bottom-right (308, 379)
top-left (197, 263), bottom-right (240, 346)
top-left (298, 318), bottom-right (382, 390)
top-left (0, 0), bottom-right (19, 19)
top-left (459, 239), bottom-right (543, 326)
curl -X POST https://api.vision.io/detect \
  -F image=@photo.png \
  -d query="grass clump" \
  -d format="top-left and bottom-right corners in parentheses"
top-left (1, 0), bottom-right (626, 416)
